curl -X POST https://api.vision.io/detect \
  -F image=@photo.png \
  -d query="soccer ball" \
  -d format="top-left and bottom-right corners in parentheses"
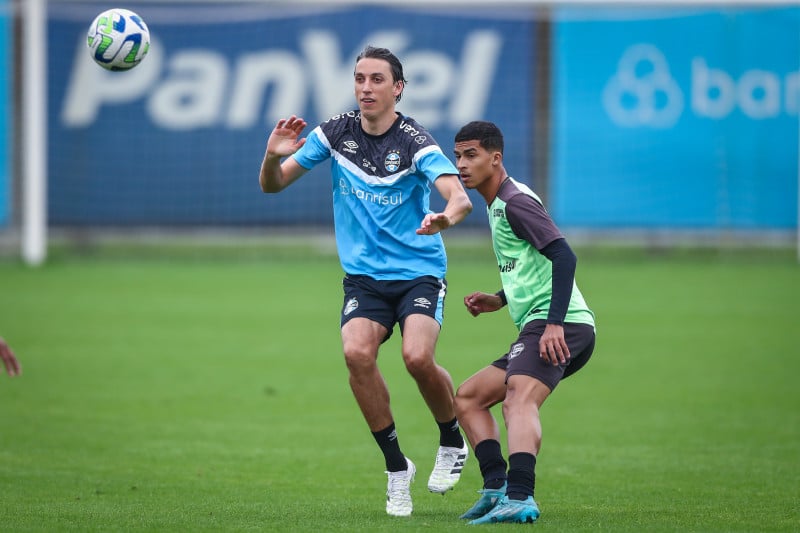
top-left (87, 8), bottom-right (150, 71)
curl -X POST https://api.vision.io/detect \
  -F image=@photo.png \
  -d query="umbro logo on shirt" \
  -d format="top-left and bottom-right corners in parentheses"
top-left (343, 140), bottom-right (359, 154)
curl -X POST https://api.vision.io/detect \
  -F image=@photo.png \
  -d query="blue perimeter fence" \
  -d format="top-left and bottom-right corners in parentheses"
top-left (2, 3), bottom-right (798, 234)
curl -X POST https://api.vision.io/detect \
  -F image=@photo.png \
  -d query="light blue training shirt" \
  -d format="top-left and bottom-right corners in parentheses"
top-left (292, 111), bottom-right (459, 280)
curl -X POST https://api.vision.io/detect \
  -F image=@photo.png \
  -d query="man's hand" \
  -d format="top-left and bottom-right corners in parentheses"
top-left (464, 292), bottom-right (504, 317)
top-left (260, 116), bottom-right (310, 193)
top-left (266, 115), bottom-right (308, 158)
top-left (0, 337), bottom-right (21, 377)
top-left (416, 213), bottom-right (452, 235)
top-left (539, 324), bottom-right (570, 366)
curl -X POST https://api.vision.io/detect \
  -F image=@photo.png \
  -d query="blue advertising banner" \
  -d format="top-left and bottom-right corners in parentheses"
top-left (552, 7), bottom-right (800, 230)
top-left (49, 5), bottom-right (535, 226)
top-left (0, 1), bottom-right (9, 227)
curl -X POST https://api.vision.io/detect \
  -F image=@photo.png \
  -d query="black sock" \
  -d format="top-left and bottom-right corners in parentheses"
top-left (474, 439), bottom-right (507, 489)
top-left (372, 423), bottom-right (407, 472)
top-left (437, 417), bottom-right (465, 448)
top-left (506, 452), bottom-right (536, 500)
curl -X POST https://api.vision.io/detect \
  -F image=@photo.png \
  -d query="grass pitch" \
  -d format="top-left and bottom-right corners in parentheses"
top-left (1, 245), bottom-right (798, 531)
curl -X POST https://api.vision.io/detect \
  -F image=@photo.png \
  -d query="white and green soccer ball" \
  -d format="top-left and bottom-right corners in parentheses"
top-left (87, 8), bottom-right (150, 71)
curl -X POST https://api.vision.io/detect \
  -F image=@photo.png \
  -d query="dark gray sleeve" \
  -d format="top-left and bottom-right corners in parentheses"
top-left (505, 194), bottom-right (563, 250)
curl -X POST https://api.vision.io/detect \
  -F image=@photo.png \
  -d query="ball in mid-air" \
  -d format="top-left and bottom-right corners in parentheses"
top-left (87, 8), bottom-right (150, 71)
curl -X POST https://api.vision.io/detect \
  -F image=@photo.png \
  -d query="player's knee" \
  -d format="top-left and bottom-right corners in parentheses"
top-left (457, 380), bottom-right (501, 418)
top-left (501, 393), bottom-right (540, 422)
top-left (343, 345), bottom-right (377, 373)
top-left (401, 349), bottom-right (433, 378)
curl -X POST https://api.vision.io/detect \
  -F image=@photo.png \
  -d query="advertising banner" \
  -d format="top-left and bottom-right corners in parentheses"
top-left (50, 5), bottom-right (535, 226)
top-left (552, 7), bottom-right (800, 230)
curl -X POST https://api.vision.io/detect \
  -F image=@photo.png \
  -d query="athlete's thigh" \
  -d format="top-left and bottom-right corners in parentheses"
top-left (400, 313), bottom-right (441, 359)
top-left (341, 316), bottom-right (387, 359)
top-left (506, 373), bottom-right (554, 411)
top-left (457, 365), bottom-right (507, 409)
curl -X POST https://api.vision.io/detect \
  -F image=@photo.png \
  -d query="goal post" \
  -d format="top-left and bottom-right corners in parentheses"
top-left (21, 0), bottom-right (46, 266)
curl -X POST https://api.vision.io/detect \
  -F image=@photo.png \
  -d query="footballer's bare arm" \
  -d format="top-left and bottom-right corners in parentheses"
top-left (464, 291), bottom-right (504, 317)
top-left (259, 116), bottom-right (309, 193)
top-left (417, 174), bottom-right (473, 235)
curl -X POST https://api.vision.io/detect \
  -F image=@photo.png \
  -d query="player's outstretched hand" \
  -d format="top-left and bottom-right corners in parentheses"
top-left (266, 115), bottom-right (308, 157)
top-left (416, 213), bottom-right (452, 235)
top-left (0, 337), bottom-right (21, 377)
top-left (464, 292), bottom-right (503, 317)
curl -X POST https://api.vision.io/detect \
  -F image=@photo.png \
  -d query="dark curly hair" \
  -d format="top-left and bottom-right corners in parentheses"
top-left (454, 121), bottom-right (505, 154)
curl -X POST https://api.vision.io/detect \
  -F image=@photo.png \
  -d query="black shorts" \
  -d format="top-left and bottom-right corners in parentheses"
top-left (491, 320), bottom-right (596, 391)
top-left (341, 274), bottom-right (446, 343)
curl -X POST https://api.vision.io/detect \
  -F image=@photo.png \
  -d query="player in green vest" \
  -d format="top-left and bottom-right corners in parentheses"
top-left (451, 121), bottom-right (596, 524)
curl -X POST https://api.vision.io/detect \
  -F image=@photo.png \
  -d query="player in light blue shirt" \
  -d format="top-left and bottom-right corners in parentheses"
top-left (259, 46), bottom-right (473, 517)
top-left (292, 111), bottom-right (457, 280)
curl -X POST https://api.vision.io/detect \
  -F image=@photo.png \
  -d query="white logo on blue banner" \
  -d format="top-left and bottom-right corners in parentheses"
top-left (602, 44), bottom-right (683, 128)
